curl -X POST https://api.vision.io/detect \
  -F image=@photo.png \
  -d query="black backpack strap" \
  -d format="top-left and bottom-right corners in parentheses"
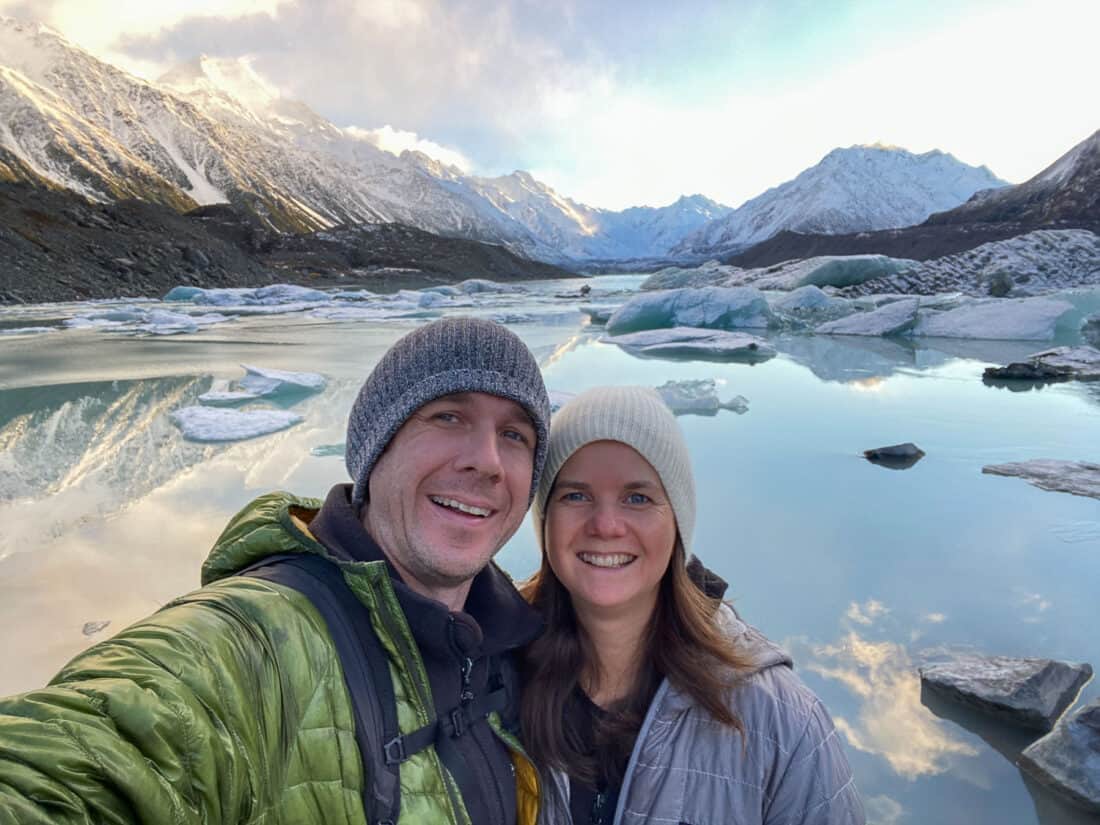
top-left (240, 553), bottom-right (401, 825)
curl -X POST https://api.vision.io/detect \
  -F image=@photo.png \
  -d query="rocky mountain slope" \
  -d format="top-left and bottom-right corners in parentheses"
top-left (0, 181), bottom-right (571, 304)
top-left (675, 145), bottom-right (1006, 257)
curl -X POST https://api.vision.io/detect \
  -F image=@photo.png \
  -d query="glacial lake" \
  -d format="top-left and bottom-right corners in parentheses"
top-left (1, 274), bottom-right (1098, 824)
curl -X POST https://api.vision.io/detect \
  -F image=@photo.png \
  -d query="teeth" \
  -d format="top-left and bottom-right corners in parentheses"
top-left (578, 553), bottom-right (636, 568)
top-left (430, 496), bottom-right (491, 517)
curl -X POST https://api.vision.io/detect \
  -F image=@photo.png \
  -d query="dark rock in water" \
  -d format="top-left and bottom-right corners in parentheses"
top-left (1019, 696), bottom-right (1100, 814)
top-left (986, 270), bottom-right (1014, 297)
top-left (82, 620), bottom-right (111, 637)
top-left (919, 655), bottom-right (1092, 731)
top-left (984, 362), bottom-right (1071, 381)
top-left (863, 442), bottom-right (925, 469)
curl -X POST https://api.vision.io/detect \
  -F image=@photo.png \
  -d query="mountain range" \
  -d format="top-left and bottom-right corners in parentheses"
top-left (0, 17), bottom-right (1011, 266)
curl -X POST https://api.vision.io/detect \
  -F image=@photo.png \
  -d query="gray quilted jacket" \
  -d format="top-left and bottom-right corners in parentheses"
top-left (539, 607), bottom-right (865, 824)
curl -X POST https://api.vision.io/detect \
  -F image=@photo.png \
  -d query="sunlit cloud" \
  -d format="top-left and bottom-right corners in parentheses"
top-left (921, 612), bottom-right (947, 624)
top-left (846, 598), bottom-right (891, 626)
top-left (864, 795), bottom-right (905, 825)
top-left (343, 125), bottom-right (472, 172)
top-left (808, 630), bottom-right (979, 779)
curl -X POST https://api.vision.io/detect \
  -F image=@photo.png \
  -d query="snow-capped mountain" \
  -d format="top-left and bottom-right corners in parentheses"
top-left (0, 18), bottom-right (732, 262)
top-left (926, 128), bottom-right (1100, 227)
top-left (675, 145), bottom-right (1008, 256)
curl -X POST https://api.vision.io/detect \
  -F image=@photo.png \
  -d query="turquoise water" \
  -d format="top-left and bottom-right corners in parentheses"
top-left (1, 277), bottom-right (1097, 823)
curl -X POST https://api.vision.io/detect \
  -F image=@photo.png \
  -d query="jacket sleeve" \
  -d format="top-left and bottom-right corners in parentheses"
top-left (0, 581), bottom-right (337, 825)
top-left (763, 695), bottom-right (866, 825)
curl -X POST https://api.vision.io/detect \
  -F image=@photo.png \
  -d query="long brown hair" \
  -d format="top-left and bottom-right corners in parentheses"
top-left (519, 540), bottom-right (756, 785)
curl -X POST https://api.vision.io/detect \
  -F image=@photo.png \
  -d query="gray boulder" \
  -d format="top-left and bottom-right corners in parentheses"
top-left (1019, 696), bottom-right (1100, 814)
top-left (919, 656), bottom-right (1092, 731)
top-left (864, 442), bottom-right (925, 469)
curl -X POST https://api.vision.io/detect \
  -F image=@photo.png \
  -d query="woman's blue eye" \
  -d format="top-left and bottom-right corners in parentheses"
top-left (560, 491), bottom-right (587, 502)
top-left (626, 492), bottom-right (651, 505)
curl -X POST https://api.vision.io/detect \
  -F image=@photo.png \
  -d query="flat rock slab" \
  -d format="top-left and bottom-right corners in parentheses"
top-left (1020, 696), bottom-right (1100, 814)
top-left (816, 298), bottom-right (919, 336)
top-left (919, 656), bottom-right (1092, 731)
top-left (983, 460), bottom-right (1100, 501)
top-left (984, 345), bottom-right (1100, 381)
top-left (605, 327), bottom-right (776, 361)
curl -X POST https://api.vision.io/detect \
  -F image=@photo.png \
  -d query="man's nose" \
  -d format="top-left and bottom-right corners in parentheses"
top-left (456, 425), bottom-right (504, 479)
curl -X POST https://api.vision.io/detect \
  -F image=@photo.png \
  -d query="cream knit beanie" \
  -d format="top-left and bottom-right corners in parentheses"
top-left (532, 385), bottom-right (696, 559)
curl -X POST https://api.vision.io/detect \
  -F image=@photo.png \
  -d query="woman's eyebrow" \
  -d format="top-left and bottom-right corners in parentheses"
top-left (553, 479), bottom-right (591, 491)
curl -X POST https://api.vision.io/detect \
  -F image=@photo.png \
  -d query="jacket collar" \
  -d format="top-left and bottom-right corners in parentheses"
top-left (309, 483), bottom-right (544, 659)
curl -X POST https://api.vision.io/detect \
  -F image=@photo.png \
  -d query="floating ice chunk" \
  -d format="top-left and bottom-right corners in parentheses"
top-left (395, 289), bottom-right (455, 308)
top-left (771, 285), bottom-right (855, 325)
top-left (139, 310), bottom-right (229, 335)
top-left (606, 327), bottom-right (776, 361)
top-left (238, 364), bottom-right (327, 396)
top-left (655, 379), bottom-right (748, 416)
top-left (165, 284), bottom-right (333, 305)
top-left (197, 390), bottom-right (260, 406)
top-left (455, 279), bottom-right (524, 294)
top-left (548, 390), bottom-right (577, 414)
top-left (580, 306), bottom-right (615, 325)
top-left (606, 287), bottom-right (774, 335)
top-left (816, 298), bottom-right (920, 337)
top-left (0, 326), bottom-right (55, 336)
top-left (911, 298), bottom-right (1076, 341)
top-left (640, 262), bottom-right (736, 291)
top-left (728, 255), bottom-right (918, 291)
top-left (420, 285), bottom-right (461, 296)
top-left (170, 406), bottom-right (303, 442)
top-left (983, 459), bottom-right (1100, 500)
top-left (310, 443), bottom-right (346, 457)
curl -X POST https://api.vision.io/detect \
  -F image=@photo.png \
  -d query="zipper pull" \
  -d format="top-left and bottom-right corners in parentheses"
top-left (460, 655), bottom-right (474, 703)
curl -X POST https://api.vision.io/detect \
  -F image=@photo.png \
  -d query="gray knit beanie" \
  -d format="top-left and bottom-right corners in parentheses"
top-left (532, 385), bottom-right (696, 558)
top-left (346, 317), bottom-right (551, 507)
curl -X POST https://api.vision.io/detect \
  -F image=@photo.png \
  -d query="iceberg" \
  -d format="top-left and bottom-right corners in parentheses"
top-left (911, 298), bottom-right (1076, 341)
top-left (816, 298), bottom-right (920, 337)
top-left (982, 459), bottom-right (1100, 501)
top-left (580, 306), bottom-right (616, 325)
top-left (605, 327), bottom-right (776, 361)
top-left (655, 379), bottom-right (748, 416)
top-left (64, 306), bottom-right (230, 335)
top-left (727, 255), bottom-right (918, 291)
top-left (454, 279), bottom-right (524, 294)
top-left (165, 284), bottom-right (333, 305)
top-left (170, 406), bottom-right (303, 442)
top-left (640, 261), bottom-right (736, 291)
top-left (0, 326), bottom-right (56, 336)
top-left (606, 287), bottom-right (774, 335)
top-left (310, 443), bottom-right (346, 457)
top-left (395, 289), bottom-right (457, 308)
top-left (770, 285), bottom-right (855, 326)
top-left (198, 365), bottom-right (327, 405)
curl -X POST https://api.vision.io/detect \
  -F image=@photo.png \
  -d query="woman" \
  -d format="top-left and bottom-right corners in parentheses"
top-left (521, 386), bottom-right (864, 824)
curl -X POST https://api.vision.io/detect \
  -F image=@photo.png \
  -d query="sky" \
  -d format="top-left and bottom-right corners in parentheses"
top-left (2, 0), bottom-right (1098, 210)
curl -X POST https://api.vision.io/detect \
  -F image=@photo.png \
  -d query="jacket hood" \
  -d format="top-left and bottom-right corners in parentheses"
top-left (201, 492), bottom-right (328, 586)
top-left (716, 604), bottom-right (793, 673)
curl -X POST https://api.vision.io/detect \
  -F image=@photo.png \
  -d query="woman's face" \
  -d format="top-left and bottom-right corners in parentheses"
top-left (544, 440), bottom-right (678, 622)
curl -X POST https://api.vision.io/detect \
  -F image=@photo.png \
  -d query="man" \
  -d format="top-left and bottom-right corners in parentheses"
top-left (0, 317), bottom-right (551, 825)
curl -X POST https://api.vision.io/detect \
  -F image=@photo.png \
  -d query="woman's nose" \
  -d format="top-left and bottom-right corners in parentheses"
top-left (586, 503), bottom-right (626, 537)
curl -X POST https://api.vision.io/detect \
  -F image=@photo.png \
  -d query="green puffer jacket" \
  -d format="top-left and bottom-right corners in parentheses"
top-left (0, 492), bottom-right (540, 825)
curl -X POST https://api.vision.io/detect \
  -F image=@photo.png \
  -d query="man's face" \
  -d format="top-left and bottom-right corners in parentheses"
top-left (364, 392), bottom-right (536, 600)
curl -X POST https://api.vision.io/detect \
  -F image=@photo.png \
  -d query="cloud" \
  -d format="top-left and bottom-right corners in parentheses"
top-left (846, 598), bottom-right (891, 626)
top-left (343, 125), bottom-right (471, 172)
top-left (805, 630), bottom-right (980, 779)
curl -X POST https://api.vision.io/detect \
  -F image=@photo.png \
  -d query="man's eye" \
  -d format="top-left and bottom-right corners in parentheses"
top-left (433, 412), bottom-right (459, 423)
top-left (626, 493), bottom-right (652, 505)
top-left (503, 428), bottom-right (530, 444)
